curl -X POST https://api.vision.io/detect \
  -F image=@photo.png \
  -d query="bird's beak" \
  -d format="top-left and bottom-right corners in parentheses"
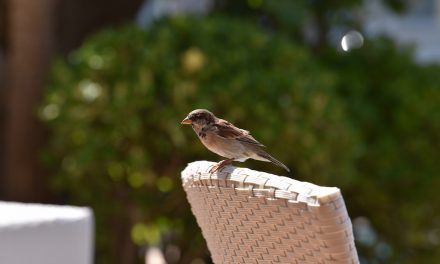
top-left (181, 118), bottom-right (192, 125)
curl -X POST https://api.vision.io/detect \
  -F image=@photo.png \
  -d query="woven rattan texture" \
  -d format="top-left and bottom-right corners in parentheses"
top-left (182, 161), bottom-right (359, 264)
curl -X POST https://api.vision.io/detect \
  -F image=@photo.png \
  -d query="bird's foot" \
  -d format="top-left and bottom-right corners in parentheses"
top-left (209, 159), bottom-right (233, 173)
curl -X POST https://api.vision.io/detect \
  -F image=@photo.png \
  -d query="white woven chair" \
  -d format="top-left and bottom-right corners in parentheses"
top-left (181, 161), bottom-right (359, 264)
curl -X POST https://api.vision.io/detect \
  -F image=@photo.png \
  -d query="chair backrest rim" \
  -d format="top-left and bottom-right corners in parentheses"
top-left (182, 160), bottom-right (341, 205)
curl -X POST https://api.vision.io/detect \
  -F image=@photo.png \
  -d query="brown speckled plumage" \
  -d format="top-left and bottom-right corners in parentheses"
top-left (181, 109), bottom-right (290, 173)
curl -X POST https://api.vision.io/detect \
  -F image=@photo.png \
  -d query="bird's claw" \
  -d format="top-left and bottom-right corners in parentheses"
top-left (208, 159), bottom-right (233, 174)
top-left (208, 164), bottom-right (220, 173)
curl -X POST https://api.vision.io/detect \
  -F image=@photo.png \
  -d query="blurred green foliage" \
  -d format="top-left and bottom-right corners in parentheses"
top-left (326, 40), bottom-right (440, 263)
top-left (40, 14), bottom-right (440, 264)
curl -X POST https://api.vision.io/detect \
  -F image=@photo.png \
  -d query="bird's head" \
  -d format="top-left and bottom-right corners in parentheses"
top-left (181, 109), bottom-right (216, 127)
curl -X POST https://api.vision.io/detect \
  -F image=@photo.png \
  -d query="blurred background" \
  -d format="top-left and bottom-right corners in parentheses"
top-left (1, 0), bottom-right (440, 263)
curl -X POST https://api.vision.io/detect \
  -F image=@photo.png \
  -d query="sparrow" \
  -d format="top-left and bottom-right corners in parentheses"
top-left (181, 109), bottom-right (290, 173)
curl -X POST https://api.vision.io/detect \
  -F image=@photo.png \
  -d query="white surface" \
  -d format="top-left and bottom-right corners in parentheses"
top-left (0, 202), bottom-right (94, 264)
top-left (363, 0), bottom-right (440, 64)
top-left (145, 247), bottom-right (166, 264)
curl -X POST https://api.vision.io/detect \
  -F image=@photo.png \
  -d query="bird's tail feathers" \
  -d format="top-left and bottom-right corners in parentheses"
top-left (257, 152), bottom-right (290, 172)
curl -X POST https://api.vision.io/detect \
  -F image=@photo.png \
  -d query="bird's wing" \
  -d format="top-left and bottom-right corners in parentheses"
top-left (213, 119), bottom-right (265, 147)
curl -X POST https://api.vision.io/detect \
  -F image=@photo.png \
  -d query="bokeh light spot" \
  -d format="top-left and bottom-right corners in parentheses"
top-left (353, 216), bottom-right (377, 246)
top-left (128, 172), bottom-right (146, 188)
top-left (145, 247), bottom-right (166, 264)
top-left (131, 223), bottom-right (160, 245)
top-left (88, 55), bottom-right (104, 69)
top-left (78, 79), bottom-right (102, 102)
top-left (156, 176), bottom-right (173, 192)
top-left (375, 241), bottom-right (393, 260)
top-left (341, 30), bottom-right (364, 52)
top-left (182, 47), bottom-right (205, 74)
top-left (41, 104), bottom-right (60, 120)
